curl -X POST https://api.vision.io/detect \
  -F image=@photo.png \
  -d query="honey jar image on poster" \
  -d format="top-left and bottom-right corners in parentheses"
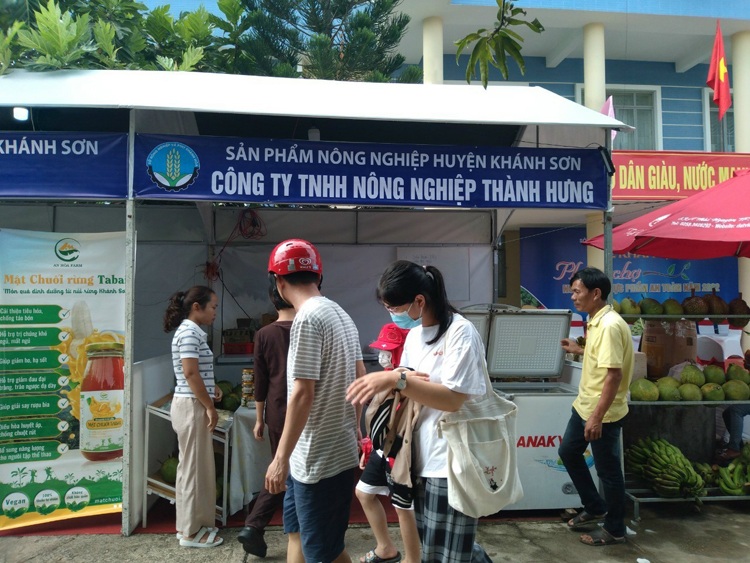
top-left (79, 342), bottom-right (124, 461)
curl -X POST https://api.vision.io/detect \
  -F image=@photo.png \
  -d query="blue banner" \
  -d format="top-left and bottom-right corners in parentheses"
top-left (134, 134), bottom-right (608, 209)
top-left (0, 133), bottom-right (128, 199)
top-left (520, 227), bottom-right (739, 310)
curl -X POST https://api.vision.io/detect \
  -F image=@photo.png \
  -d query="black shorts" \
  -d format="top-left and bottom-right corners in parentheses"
top-left (356, 450), bottom-right (414, 509)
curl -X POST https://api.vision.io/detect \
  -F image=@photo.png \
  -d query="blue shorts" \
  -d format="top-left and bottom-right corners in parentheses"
top-left (283, 468), bottom-right (355, 563)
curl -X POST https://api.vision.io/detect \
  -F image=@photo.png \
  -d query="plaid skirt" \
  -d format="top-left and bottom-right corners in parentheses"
top-left (414, 477), bottom-right (493, 563)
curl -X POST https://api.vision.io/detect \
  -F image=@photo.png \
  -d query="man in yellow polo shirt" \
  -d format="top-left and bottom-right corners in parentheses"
top-left (559, 267), bottom-right (633, 547)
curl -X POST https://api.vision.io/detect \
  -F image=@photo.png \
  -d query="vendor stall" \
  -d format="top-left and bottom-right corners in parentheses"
top-left (0, 69), bottom-right (629, 534)
top-left (584, 170), bottom-right (750, 515)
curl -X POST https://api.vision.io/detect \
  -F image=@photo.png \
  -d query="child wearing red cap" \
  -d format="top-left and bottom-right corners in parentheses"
top-left (355, 323), bottom-right (420, 563)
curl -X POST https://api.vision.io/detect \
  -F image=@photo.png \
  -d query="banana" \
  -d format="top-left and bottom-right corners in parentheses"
top-left (733, 462), bottom-right (745, 488)
top-left (718, 479), bottom-right (745, 496)
top-left (719, 467), bottom-right (737, 490)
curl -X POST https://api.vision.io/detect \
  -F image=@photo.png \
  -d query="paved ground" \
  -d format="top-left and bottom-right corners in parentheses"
top-left (3, 500), bottom-right (749, 563)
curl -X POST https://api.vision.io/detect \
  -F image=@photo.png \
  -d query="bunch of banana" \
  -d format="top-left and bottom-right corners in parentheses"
top-left (717, 459), bottom-right (750, 496)
top-left (624, 443), bottom-right (649, 477)
top-left (692, 462), bottom-right (718, 486)
top-left (629, 437), bottom-right (705, 499)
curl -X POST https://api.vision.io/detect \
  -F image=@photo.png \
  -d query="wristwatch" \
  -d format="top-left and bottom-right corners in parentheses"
top-left (395, 371), bottom-right (407, 391)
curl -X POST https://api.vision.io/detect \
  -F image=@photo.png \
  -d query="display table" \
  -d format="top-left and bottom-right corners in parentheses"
top-left (143, 393), bottom-right (233, 526)
top-left (625, 399), bottom-right (750, 520)
top-left (229, 406), bottom-right (273, 516)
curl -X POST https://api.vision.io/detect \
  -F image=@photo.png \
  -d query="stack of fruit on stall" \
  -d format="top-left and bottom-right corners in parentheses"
top-left (613, 291), bottom-right (750, 326)
top-left (626, 440), bottom-right (750, 498)
top-left (625, 438), bottom-right (706, 500)
top-left (629, 363), bottom-right (750, 402)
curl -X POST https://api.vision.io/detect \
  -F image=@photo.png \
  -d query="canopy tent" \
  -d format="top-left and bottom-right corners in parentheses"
top-left (0, 69), bottom-right (631, 536)
top-left (584, 170), bottom-right (750, 259)
top-left (0, 69), bottom-right (632, 132)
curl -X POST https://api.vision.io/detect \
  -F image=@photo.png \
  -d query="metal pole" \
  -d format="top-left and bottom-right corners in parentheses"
top-left (603, 129), bottom-right (614, 297)
top-left (122, 110), bottom-right (137, 536)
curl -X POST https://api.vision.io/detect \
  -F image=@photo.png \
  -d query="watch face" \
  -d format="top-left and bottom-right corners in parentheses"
top-left (396, 374), bottom-right (407, 390)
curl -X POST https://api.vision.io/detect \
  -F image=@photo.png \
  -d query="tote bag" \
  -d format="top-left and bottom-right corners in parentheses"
top-left (437, 358), bottom-right (523, 518)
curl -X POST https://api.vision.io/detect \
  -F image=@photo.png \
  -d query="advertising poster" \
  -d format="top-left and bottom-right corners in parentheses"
top-left (0, 229), bottom-right (126, 530)
top-left (519, 227), bottom-right (738, 311)
top-left (135, 134), bottom-right (609, 209)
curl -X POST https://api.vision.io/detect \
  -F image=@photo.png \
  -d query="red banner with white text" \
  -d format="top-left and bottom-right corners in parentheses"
top-left (612, 151), bottom-right (750, 200)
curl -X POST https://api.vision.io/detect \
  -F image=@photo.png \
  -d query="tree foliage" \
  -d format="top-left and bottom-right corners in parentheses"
top-left (0, 0), bottom-right (420, 82)
top-left (455, 0), bottom-right (544, 88)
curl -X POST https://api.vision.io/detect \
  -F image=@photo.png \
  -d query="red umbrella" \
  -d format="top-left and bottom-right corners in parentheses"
top-left (585, 170), bottom-right (750, 259)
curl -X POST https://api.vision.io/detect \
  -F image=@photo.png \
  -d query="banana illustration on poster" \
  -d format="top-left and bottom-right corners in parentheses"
top-left (0, 229), bottom-right (126, 530)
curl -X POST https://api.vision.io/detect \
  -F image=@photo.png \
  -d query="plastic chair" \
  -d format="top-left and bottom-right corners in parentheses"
top-left (698, 328), bottom-right (744, 362)
top-left (697, 336), bottom-right (725, 362)
top-left (697, 319), bottom-right (716, 335)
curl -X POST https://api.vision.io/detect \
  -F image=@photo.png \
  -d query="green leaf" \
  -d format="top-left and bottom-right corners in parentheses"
top-left (479, 46), bottom-right (489, 89)
top-left (667, 264), bottom-right (676, 275)
top-left (684, 262), bottom-right (691, 270)
top-left (502, 35), bottom-right (525, 74)
top-left (466, 36), bottom-right (486, 83)
top-left (681, 273), bottom-right (689, 280)
top-left (93, 20), bottom-right (117, 60)
top-left (491, 35), bottom-right (508, 79)
top-left (499, 28), bottom-right (525, 42)
top-left (178, 45), bottom-right (204, 71)
top-left (217, 0), bottom-right (243, 26)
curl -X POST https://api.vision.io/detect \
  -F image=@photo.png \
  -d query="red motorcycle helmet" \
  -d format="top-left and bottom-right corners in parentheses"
top-left (268, 239), bottom-right (323, 276)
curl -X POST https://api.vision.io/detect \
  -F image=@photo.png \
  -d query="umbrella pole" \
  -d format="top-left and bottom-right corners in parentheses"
top-left (604, 129), bottom-right (614, 298)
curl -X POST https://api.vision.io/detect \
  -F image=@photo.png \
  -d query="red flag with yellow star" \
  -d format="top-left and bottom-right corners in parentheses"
top-left (707, 21), bottom-right (731, 120)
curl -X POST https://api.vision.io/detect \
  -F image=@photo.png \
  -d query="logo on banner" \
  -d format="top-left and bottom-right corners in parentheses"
top-left (146, 142), bottom-right (200, 192)
top-left (54, 238), bottom-right (81, 262)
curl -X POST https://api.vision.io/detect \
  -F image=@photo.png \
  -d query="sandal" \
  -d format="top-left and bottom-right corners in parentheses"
top-left (179, 526), bottom-right (223, 548)
top-left (567, 510), bottom-right (607, 530)
top-left (176, 526), bottom-right (218, 540)
top-left (580, 527), bottom-right (625, 546)
top-left (360, 549), bottom-right (402, 563)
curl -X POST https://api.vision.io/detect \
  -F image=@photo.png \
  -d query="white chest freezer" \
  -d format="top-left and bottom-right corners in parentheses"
top-left (462, 307), bottom-right (598, 511)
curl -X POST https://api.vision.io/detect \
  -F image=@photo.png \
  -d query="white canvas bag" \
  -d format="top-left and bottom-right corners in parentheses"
top-left (437, 353), bottom-right (523, 518)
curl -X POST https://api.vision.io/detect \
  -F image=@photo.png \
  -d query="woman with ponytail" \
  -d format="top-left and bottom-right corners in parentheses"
top-left (347, 261), bottom-right (492, 563)
top-left (163, 285), bottom-right (223, 548)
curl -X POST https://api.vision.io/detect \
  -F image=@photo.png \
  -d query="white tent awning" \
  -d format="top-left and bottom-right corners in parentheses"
top-left (0, 69), bottom-right (632, 131)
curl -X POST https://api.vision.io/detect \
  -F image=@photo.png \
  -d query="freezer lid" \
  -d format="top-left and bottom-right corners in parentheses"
top-left (486, 309), bottom-right (572, 379)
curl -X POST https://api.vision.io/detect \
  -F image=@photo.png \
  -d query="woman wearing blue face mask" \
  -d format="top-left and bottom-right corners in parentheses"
top-left (347, 261), bottom-right (492, 563)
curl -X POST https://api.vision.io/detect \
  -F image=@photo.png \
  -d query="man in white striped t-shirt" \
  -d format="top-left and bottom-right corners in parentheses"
top-left (265, 239), bottom-right (365, 563)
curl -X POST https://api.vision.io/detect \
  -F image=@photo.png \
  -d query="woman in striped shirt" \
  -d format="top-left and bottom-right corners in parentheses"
top-left (163, 285), bottom-right (223, 548)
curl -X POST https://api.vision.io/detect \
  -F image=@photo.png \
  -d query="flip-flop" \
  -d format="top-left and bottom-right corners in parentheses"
top-left (360, 549), bottom-right (402, 563)
top-left (179, 526), bottom-right (223, 548)
top-left (176, 527), bottom-right (218, 540)
top-left (567, 510), bottom-right (607, 530)
top-left (580, 527), bottom-right (626, 546)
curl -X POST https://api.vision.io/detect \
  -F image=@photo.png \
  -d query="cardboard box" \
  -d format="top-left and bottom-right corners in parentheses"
top-left (641, 320), bottom-right (697, 379)
top-left (632, 351), bottom-right (647, 382)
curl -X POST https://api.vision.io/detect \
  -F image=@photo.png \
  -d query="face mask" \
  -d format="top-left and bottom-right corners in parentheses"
top-left (390, 302), bottom-right (422, 330)
top-left (378, 350), bottom-right (394, 369)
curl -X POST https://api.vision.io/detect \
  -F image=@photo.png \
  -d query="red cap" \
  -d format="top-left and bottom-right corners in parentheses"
top-left (268, 239), bottom-right (322, 276)
top-left (370, 323), bottom-right (409, 351)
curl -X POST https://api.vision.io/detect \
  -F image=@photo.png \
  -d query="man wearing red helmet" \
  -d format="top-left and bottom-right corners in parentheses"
top-left (265, 239), bottom-right (364, 563)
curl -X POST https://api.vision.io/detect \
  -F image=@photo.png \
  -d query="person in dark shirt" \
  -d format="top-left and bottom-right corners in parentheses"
top-left (237, 283), bottom-right (295, 557)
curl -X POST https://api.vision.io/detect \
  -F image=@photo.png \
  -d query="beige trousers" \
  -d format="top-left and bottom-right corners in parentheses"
top-left (171, 396), bottom-right (216, 537)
